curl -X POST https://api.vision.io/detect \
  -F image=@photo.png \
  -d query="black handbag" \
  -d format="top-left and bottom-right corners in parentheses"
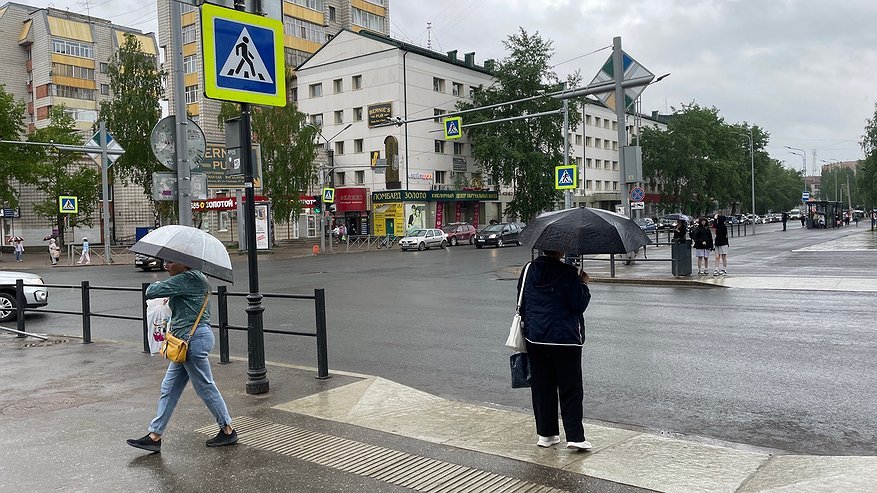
top-left (510, 352), bottom-right (531, 388)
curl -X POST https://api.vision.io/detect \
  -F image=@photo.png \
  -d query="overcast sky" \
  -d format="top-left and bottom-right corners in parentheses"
top-left (44, 0), bottom-right (877, 175)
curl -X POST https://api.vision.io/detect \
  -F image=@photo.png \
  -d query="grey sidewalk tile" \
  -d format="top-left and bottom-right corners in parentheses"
top-left (735, 455), bottom-right (877, 493)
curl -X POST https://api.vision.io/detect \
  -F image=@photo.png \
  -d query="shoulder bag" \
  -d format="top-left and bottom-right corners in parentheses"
top-left (160, 294), bottom-right (209, 364)
top-left (505, 262), bottom-right (531, 353)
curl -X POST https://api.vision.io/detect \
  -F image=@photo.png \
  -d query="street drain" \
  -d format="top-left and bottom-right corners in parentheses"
top-left (197, 417), bottom-right (567, 493)
top-left (23, 339), bottom-right (68, 347)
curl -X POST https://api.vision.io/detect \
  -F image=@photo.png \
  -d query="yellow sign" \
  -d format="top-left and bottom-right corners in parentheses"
top-left (322, 187), bottom-right (335, 203)
top-left (58, 196), bottom-right (78, 214)
top-left (443, 116), bottom-right (462, 140)
top-left (201, 3), bottom-right (286, 107)
top-left (555, 165), bottom-right (577, 190)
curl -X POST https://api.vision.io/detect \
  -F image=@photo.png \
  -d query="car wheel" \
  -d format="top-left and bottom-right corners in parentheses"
top-left (497, 238), bottom-right (504, 248)
top-left (469, 236), bottom-right (474, 245)
top-left (418, 242), bottom-right (426, 251)
top-left (0, 292), bottom-right (15, 323)
top-left (441, 240), bottom-right (447, 248)
top-left (450, 237), bottom-right (458, 246)
top-left (140, 267), bottom-right (152, 272)
top-left (516, 239), bottom-right (522, 246)
top-left (476, 244), bottom-right (483, 249)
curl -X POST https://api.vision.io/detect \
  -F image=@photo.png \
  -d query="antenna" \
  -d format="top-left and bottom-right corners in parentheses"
top-left (427, 22), bottom-right (432, 50)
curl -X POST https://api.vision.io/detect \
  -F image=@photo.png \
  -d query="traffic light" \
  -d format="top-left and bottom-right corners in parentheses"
top-left (313, 195), bottom-right (322, 213)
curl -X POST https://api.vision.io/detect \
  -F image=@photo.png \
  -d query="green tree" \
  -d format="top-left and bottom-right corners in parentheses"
top-left (29, 107), bottom-right (100, 245)
top-left (858, 101), bottom-right (877, 209)
top-left (457, 28), bottom-right (581, 222)
top-left (0, 84), bottom-right (39, 207)
top-left (97, 33), bottom-right (166, 219)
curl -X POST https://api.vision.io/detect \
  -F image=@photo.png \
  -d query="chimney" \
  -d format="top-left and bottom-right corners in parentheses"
top-left (464, 52), bottom-right (475, 67)
top-left (447, 50), bottom-right (457, 62)
top-left (484, 59), bottom-right (495, 72)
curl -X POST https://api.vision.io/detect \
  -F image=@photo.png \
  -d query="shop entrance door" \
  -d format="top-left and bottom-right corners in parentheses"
top-left (386, 219), bottom-right (395, 236)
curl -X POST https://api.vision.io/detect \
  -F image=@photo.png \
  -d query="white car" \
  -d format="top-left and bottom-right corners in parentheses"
top-left (399, 229), bottom-right (447, 251)
top-left (0, 271), bottom-right (49, 322)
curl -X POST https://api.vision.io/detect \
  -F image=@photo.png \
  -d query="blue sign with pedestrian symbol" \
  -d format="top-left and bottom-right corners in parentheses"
top-left (322, 188), bottom-right (335, 204)
top-left (59, 196), bottom-right (78, 214)
top-left (443, 117), bottom-right (462, 140)
top-left (201, 4), bottom-right (286, 107)
top-left (555, 165), bottom-right (577, 190)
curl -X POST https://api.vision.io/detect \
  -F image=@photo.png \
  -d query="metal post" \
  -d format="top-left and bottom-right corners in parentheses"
top-left (563, 96), bottom-right (571, 209)
top-left (15, 279), bottom-right (25, 337)
top-left (318, 163), bottom-right (325, 255)
top-left (171, 0), bottom-right (192, 226)
top-left (98, 121), bottom-right (112, 263)
top-left (81, 280), bottom-right (91, 344)
top-left (218, 285), bottom-right (230, 364)
top-left (327, 149), bottom-right (334, 254)
top-left (609, 254), bottom-right (616, 278)
top-left (141, 282), bottom-right (150, 353)
top-left (613, 37), bottom-right (629, 217)
top-left (314, 288), bottom-right (330, 379)
top-left (749, 128), bottom-right (756, 235)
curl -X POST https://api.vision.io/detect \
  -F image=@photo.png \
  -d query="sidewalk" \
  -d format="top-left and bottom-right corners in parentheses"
top-left (2, 333), bottom-right (875, 492)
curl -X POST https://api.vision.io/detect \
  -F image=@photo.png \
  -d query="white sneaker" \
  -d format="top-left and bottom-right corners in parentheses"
top-left (537, 435), bottom-right (561, 448)
top-left (714, 269), bottom-right (719, 276)
top-left (720, 270), bottom-right (727, 276)
top-left (566, 440), bottom-right (593, 451)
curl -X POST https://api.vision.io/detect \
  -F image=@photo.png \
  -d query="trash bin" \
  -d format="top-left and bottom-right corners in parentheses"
top-left (671, 239), bottom-right (692, 277)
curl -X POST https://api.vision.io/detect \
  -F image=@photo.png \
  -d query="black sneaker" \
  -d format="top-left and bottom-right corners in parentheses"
top-left (206, 429), bottom-right (238, 447)
top-left (127, 434), bottom-right (161, 453)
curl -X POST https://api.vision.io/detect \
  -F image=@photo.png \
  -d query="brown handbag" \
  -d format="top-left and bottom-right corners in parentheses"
top-left (160, 295), bottom-right (209, 364)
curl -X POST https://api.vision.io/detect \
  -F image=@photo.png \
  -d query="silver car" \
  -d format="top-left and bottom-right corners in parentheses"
top-left (0, 271), bottom-right (49, 322)
top-left (399, 229), bottom-right (447, 251)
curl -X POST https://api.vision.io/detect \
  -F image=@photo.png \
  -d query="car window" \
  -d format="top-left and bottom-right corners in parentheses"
top-left (426, 230), bottom-right (434, 237)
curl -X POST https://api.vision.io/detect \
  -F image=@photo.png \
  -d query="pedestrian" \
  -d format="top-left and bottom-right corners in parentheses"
top-left (713, 215), bottom-right (729, 276)
top-left (801, 214), bottom-right (806, 228)
top-left (871, 211), bottom-right (876, 230)
top-left (127, 259), bottom-right (237, 453)
top-left (48, 239), bottom-right (60, 265)
top-left (672, 220), bottom-right (687, 243)
top-left (77, 237), bottom-right (90, 264)
top-left (339, 224), bottom-right (347, 242)
top-left (517, 249), bottom-right (592, 451)
top-left (781, 211), bottom-right (788, 231)
top-left (691, 217), bottom-right (713, 276)
top-left (13, 239), bottom-right (24, 262)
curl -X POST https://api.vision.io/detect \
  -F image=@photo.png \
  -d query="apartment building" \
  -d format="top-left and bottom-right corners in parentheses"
top-left (0, 2), bottom-right (158, 246)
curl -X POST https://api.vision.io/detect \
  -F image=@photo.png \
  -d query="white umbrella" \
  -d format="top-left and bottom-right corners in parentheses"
top-left (130, 225), bottom-right (233, 282)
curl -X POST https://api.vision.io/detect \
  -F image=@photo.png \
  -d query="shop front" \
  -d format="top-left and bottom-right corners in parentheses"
top-left (332, 187), bottom-right (370, 236)
top-left (371, 190), bottom-right (499, 234)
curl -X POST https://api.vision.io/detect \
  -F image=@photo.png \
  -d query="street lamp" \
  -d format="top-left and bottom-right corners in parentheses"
top-left (733, 128), bottom-right (756, 234)
top-left (307, 123), bottom-right (352, 254)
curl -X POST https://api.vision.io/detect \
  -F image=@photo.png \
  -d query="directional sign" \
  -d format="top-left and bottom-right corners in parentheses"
top-left (802, 191), bottom-right (810, 202)
top-left (322, 187), bottom-right (335, 204)
top-left (59, 196), bottom-right (78, 214)
top-left (630, 186), bottom-right (645, 202)
top-left (589, 50), bottom-right (654, 111)
top-left (443, 116), bottom-right (462, 140)
top-left (555, 165), bottom-right (577, 190)
top-left (85, 131), bottom-right (125, 164)
top-left (201, 3), bottom-right (286, 107)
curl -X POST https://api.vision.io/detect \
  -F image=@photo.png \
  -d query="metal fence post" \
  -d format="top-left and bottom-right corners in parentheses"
top-left (15, 279), bottom-right (25, 337)
top-left (81, 280), bottom-right (91, 344)
top-left (218, 285), bottom-right (230, 364)
top-left (314, 288), bottom-right (330, 379)
top-left (610, 254), bottom-right (616, 278)
top-left (141, 282), bottom-right (150, 353)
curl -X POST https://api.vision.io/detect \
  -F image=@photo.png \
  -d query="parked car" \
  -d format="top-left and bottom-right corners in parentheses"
top-left (635, 217), bottom-right (657, 233)
top-left (441, 223), bottom-right (476, 246)
top-left (474, 223), bottom-right (522, 248)
top-left (135, 253), bottom-right (165, 272)
top-left (399, 229), bottom-right (447, 251)
top-left (0, 271), bottom-right (49, 322)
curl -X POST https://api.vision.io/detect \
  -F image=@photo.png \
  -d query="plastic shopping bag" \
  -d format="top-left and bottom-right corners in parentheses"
top-left (146, 298), bottom-right (171, 354)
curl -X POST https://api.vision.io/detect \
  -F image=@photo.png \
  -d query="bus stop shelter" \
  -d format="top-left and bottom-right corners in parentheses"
top-left (804, 201), bottom-right (844, 228)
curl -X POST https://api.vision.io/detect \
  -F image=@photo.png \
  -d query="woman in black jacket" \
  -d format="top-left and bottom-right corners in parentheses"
top-left (691, 217), bottom-right (714, 275)
top-left (517, 250), bottom-right (592, 451)
top-left (672, 220), bottom-right (687, 243)
top-left (713, 215), bottom-right (729, 276)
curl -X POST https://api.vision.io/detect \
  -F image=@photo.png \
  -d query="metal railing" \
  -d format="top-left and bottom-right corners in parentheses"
top-left (11, 279), bottom-right (329, 378)
top-left (337, 234), bottom-right (400, 252)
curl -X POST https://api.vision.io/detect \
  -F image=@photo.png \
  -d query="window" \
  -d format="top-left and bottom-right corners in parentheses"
top-left (594, 117), bottom-right (601, 127)
top-left (604, 181), bottom-right (611, 190)
top-left (433, 77), bottom-right (445, 92)
top-left (612, 141), bottom-right (618, 151)
top-left (334, 171), bottom-right (345, 185)
top-left (309, 83), bottom-right (322, 97)
top-left (594, 138), bottom-right (601, 148)
top-left (99, 62), bottom-right (108, 74)
top-left (334, 110), bottom-right (343, 124)
top-left (52, 39), bottom-right (93, 58)
top-left (354, 139), bottom-right (363, 153)
top-left (352, 75), bottom-right (362, 90)
top-left (604, 119), bottom-right (611, 129)
top-left (606, 140), bottom-right (612, 150)
top-left (353, 107), bottom-right (363, 121)
top-left (612, 121), bottom-right (617, 130)
top-left (435, 170), bottom-right (446, 184)
top-left (184, 84), bottom-right (198, 104)
top-left (100, 84), bottom-right (109, 95)
top-left (469, 86), bottom-right (479, 98)
top-left (309, 113), bottom-right (323, 126)
top-left (334, 141), bottom-right (344, 155)
top-left (453, 142), bottom-right (464, 155)
top-left (612, 160), bottom-right (618, 170)
top-left (284, 17), bottom-right (325, 43)
top-left (594, 159), bottom-right (601, 169)
top-left (586, 180), bottom-right (592, 190)
top-left (613, 181), bottom-right (618, 191)
top-left (181, 3), bottom-right (196, 13)
top-left (595, 181), bottom-right (602, 190)
top-left (51, 84), bottom-right (95, 100)
top-left (351, 7), bottom-right (384, 31)
top-left (355, 170), bottom-right (364, 184)
top-left (452, 82), bottom-right (463, 96)
top-left (333, 78), bottom-right (342, 93)
top-left (433, 108), bottom-right (446, 123)
top-left (586, 137), bottom-right (593, 147)
top-left (586, 158), bottom-right (592, 168)
top-left (585, 115), bottom-right (592, 126)
top-left (63, 107), bottom-right (97, 122)
top-left (289, 0), bottom-right (324, 10)
top-left (291, 86), bottom-right (298, 101)
top-left (575, 134), bottom-right (582, 146)
top-left (328, 6), bottom-right (336, 21)
top-left (52, 63), bottom-right (95, 80)
top-left (181, 24), bottom-right (196, 44)
top-left (183, 55), bottom-right (197, 73)
top-left (575, 157), bottom-right (582, 166)
top-left (434, 140), bottom-right (445, 153)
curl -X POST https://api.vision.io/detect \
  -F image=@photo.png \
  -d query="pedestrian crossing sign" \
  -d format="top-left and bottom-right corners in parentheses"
top-left (59, 196), bottom-right (78, 214)
top-left (201, 3), bottom-right (286, 107)
top-left (443, 117), bottom-right (463, 140)
top-left (322, 187), bottom-right (335, 204)
top-left (555, 165), bottom-right (577, 190)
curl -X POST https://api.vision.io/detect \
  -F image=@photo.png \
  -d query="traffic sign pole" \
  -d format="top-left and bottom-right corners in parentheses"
top-left (99, 122), bottom-right (112, 264)
top-left (171, 0), bottom-right (192, 227)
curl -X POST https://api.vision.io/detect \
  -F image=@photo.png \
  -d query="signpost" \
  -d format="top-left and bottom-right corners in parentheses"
top-left (555, 165), bottom-right (577, 190)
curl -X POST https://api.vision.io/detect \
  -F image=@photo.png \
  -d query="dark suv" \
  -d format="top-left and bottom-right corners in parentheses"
top-left (441, 223), bottom-right (476, 246)
top-left (474, 223), bottom-right (522, 248)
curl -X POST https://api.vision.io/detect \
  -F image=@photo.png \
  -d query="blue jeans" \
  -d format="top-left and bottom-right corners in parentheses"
top-left (148, 325), bottom-right (232, 435)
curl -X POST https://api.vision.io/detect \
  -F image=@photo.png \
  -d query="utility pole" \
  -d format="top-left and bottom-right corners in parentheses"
top-left (563, 93), bottom-right (572, 209)
top-left (171, 0), bottom-right (192, 226)
top-left (98, 121), bottom-right (112, 262)
top-left (612, 36), bottom-right (629, 217)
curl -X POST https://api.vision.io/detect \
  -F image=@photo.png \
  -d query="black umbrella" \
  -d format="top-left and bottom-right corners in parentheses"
top-left (661, 213), bottom-right (692, 223)
top-left (520, 207), bottom-right (652, 255)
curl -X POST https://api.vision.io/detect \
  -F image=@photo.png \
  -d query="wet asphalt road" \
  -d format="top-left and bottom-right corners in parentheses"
top-left (15, 241), bottom-right (877, 456)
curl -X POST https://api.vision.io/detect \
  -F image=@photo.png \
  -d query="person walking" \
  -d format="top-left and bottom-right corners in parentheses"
top-left (781, 211), bottom-right (788, 231)
top-left (517, 250), bottom-right (592, 451)
top-left (13, 239), bottom-right (24, 262)
top-left (801, 213), bottom-right (807, 228)
top-left (48, 239), bottom-right (60, 266)
top-left (713, 215), bottom-right (729, 276)
top-left (691, 217), bottom-right (714, 276)
top-left (77, 237), bottom-right (91, 264)
top-left (672, 220), bottom-right (687, 243)
top-left (127, 259), bottom-right (236, 453)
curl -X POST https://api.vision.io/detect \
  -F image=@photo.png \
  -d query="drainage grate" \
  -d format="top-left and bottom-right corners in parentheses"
top-left (197, 417), bottom-right (567, 493)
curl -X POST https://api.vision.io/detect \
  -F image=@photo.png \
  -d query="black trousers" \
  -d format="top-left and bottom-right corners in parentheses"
top-left (525, 341), bottom-right (584, 442)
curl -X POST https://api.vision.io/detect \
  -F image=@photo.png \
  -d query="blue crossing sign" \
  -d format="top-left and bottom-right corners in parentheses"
top-left (322, 187), bottom-right (335, 204)
top-left (443, 117), bottom-right (462, 140)
top-left (58, 196), bottom-right (78, 214)
top-left (201, 4), bottom-right (286, 107)
top-left (555, 165), bottom-right (577, 190)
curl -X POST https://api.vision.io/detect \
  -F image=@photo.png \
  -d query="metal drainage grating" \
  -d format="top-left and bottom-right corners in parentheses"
top-left (197, 417), bottom-right (567, 493)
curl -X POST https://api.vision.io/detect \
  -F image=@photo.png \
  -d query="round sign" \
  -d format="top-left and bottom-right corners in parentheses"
top-left (630, 186), bottom-right (645, 202)
top-left (149, 116), bottom-right (207, 171)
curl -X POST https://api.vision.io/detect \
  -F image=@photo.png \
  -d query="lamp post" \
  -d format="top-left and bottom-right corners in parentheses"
top-left (787, 146), bottom-right (807, 222)
top-left (733, 129), bottom-right (756, 234)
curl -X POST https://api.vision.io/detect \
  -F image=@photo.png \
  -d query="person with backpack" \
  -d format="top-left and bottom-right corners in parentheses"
top-left (691, 217), bottom-right (714, 276)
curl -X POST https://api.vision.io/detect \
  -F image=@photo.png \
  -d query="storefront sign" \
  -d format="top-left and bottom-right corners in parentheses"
top-left (408, 172), bottom-right (433, 181)
top-left (371, 190), bottom-right (498, 203)
top-left (452, 157), bottom-right (467, 172)
top-left (192, 195), bottom-right (268, 212)
top-left (368, 102), bottom-right (393, 127)
top-left (373, 203), bottom-right (404, 236)
top-left (194, 143), bottom-right (262, 189)
top-left (335, 187), bottom-right (368, 212)
top-left (435, 201), bottom-right (444, 229)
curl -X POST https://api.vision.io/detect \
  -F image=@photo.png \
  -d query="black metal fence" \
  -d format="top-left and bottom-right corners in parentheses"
top-left (12, 279), bottom-right (329, 378)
